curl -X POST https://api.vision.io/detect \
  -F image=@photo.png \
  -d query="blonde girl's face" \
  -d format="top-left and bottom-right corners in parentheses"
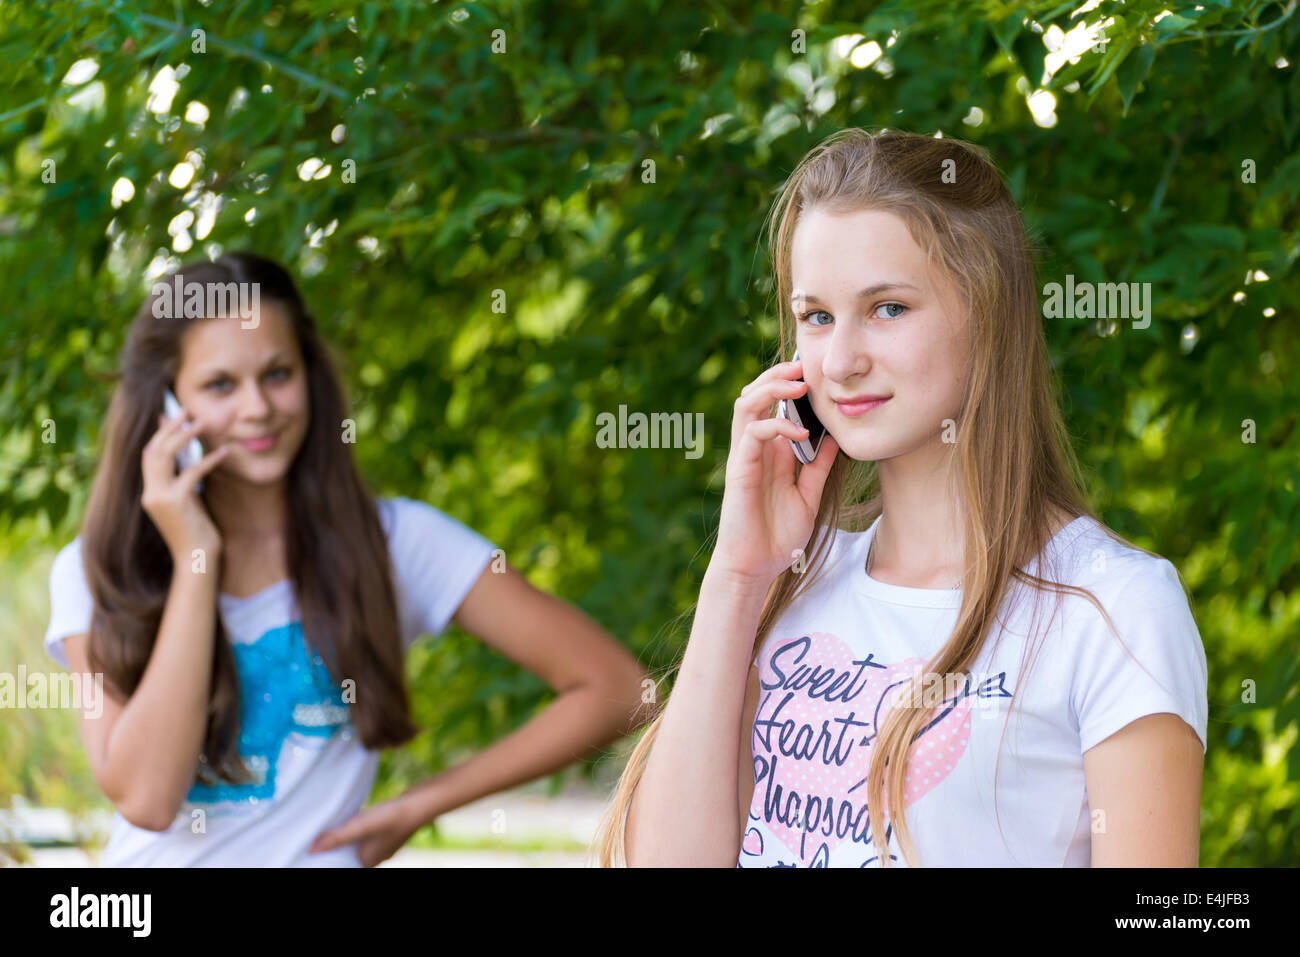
top-left (171, 301), bottom-right (311, 486)
top-left (790, 206), bottom-right (973, 463)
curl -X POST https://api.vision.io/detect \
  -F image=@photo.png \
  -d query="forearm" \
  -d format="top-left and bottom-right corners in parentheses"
top-left (625, 562), bottom-right (768, 866)
top-left (101, 563), bottom-right (217, 826)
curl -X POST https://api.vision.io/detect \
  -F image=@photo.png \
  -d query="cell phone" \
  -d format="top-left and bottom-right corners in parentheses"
top-left (777, 350), bottom-right (827, 465)
top-left (163, 388), bottom-right (206, 484)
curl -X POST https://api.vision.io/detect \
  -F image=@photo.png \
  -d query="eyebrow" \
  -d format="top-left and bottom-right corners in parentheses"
top-left (197, 354), bottom-right (290, 378)
top-left (792, 282), bottom-right (921, 305)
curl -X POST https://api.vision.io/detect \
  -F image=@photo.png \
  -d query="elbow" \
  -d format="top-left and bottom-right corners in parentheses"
top-left (86, 739), bottom-right (187, 833)
top-left (111, 785), bottom-right (182, 833)
top-left (611, 660), bottom-right (654, 731)
top-left (118, 800), bottom-right (180, 833)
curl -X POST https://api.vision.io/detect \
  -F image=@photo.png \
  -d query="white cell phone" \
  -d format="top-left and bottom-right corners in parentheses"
top-left (163, 388), bottom-right (206, 483)
top-left (777, 350), bottom-right (827, 465)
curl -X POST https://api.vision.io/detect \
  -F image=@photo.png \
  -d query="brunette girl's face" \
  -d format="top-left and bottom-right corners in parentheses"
top-left (790, 206), bottom-right (972, 463)
top-left (171, 301), bottom-right (310, 485)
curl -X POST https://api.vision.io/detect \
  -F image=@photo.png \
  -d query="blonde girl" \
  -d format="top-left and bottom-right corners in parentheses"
top-left (597, 128), bottom-right (1207, 868)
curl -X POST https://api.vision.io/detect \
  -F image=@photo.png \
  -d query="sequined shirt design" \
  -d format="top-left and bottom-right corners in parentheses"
top-left (187, 622), bottom-right (350, 807)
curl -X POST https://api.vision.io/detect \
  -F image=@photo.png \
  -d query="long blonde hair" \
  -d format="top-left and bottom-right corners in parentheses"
top-left (593, 127), bottom-right (1166, 867)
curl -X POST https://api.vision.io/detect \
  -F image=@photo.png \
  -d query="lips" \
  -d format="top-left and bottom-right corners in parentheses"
top-left (835, 396), bottom-right (890, 417)
top-left (238, 432), bottom-right (278, 452)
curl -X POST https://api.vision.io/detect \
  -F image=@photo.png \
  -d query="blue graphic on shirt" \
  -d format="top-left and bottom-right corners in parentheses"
top-left (187, 622), bottom-right (351, 804)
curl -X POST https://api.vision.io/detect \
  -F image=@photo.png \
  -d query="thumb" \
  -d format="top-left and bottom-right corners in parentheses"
top-left (796, 432), bottom-right (839, 505)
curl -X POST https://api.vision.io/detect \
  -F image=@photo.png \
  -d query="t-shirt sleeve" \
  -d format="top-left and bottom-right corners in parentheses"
top-left (1070, 557), bottom-right (1209, 755)
top-left (44, 537), bottom-right (94, 670)
top-left (378, 496), bottom-right (498, 647)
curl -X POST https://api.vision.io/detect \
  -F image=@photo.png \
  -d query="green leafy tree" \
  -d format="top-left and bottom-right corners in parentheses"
top-left (1, 0), bottom-right (1296, 863)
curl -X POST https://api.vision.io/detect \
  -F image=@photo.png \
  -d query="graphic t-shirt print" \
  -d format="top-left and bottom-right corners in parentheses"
top-left (187, 622), bottom-right (351, 810)
top-left (740, 631), bottom-right (1013, 867)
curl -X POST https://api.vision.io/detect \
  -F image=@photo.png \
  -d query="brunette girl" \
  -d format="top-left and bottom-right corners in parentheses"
top-left (45, 252), bottom-right (646, 866)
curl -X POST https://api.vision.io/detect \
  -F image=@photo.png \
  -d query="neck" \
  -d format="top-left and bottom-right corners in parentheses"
top-left (872, 434), bottom-right (965, 582)
top-left (203, 472), bottom-right (290, 540)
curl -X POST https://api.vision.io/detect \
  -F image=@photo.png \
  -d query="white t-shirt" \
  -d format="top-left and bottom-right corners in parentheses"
top-left (43, 496), bottom-right (497, 867)
top-left (738, 514), bottom-right (1208, 868)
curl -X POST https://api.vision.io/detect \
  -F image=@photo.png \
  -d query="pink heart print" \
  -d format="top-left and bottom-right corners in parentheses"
top-left (745, 630), bottom-right (1010, 866)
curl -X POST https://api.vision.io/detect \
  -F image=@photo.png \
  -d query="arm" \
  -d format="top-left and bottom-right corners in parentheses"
top-left (63, 559), bottom-right (220, 832)
top-left (1083, 712), bottom-right (1204, 866)
top-left (394, 562), bottom-right (649, 829)
top-left (625, 564), bottom-right (768, 866)
top-left (65, 409), bottom-right (231, 831)
top-left (623, 357), bottom-right (839, 866)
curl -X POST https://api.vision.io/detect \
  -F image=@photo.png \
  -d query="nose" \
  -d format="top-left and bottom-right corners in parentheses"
top-left (821, 321), bottom-right (870, 384)
top-left (239, 380), bottom-right (273, 420)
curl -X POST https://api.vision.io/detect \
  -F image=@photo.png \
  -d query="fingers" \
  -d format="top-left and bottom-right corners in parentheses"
top-left (747, 416), bottom-right (809, 443)
top-left (158, 415), bottom-right (205, 461)
top-left (147, 410), bottom-right (191, 446)
top-left (733, 362), bottom-right (806, 441)
top-left (308, 830), bottom-right (338, 854)
top-left (177, 443), bottom-right (232, 493)
top-left (143, 413), bottom-right (190, 466)
top-left (732, 415), bottom-right (809, 471)
top-left (142, 410), bottom-right (223, 493)
top-left (144, 411), bottom-right (210, 465)
top-left (738, 358), bottom-right (802, 403)
top-left (141, 414), bottom-right (185, 486)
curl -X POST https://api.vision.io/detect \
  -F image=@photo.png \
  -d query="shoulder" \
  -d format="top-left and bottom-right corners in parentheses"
top-left (374, 496), bottom-right (498, 641)
top-left (1045, 520), bottom-right (1208, 752)
top-left (376, 495), bottom-right (498, 580)
top-left (45, 536), bottom-right (94, 669)
top-left (377, 496), bottom-right (494, 551)
top-left (1042, 517), bottom-right (1188, 606)
top-left (51, 535), bottom-right (86, 577)
top-left (48, 536), bottom-right (91, 599)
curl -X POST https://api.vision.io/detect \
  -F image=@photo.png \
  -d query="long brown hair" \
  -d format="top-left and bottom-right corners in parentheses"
top-left (81, 252), bottom-right (418, 786)
top-left (594, 128), bottom-right (1169, 867)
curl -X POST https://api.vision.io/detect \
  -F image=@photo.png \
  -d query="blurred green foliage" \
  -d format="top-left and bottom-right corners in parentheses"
top-left (1, 0), bottom-right (1297, 864)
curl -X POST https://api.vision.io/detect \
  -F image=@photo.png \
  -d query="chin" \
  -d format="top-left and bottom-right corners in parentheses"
top-left (224, 457), bottom-right (294, 485)
top-left (826, 430), bottom-right (904, 463)
top-left (827, 434), bottom-right (880, 462)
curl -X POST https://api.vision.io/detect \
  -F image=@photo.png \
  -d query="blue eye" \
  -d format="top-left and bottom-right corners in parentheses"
top-left (205, 378), bottom-right (232, 392)
top-left (265, 367), bottom-right (290, 381)
top-left (796, 310), bottom-right (834, 326)
top-left (875, 302), bottom-right (907, 320)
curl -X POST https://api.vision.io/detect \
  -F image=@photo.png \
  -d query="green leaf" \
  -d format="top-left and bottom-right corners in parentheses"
top-left (1154, 13), bottom-right (1197, 33)
top-left (1116, 41), bottom-right (1156, 114)
top-left (991, 13), bottom-right (1023, 59)
top-left (1178, 224), bottom-right (1246, 251)
top-left (1088, 31), bottom-right (1137, 98)
top-left (1013, 30), bottom-right (1045, 83)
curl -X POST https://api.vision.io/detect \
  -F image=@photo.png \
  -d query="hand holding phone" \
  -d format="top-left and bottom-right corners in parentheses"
top-left (164, 388), bottom-right (206, 487)
top-left (777, 350), bottom-right (827, 465)
top-left (712, 354), bottom-right (839, 588)
top-left (142, 388), bottom-right (229, 558)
